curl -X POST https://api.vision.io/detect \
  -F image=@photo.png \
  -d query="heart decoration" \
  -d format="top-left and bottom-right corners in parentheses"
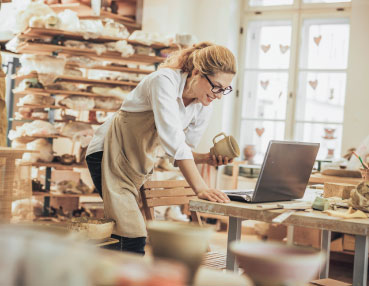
top-left (308, 80), bottom-right (318, 90)
top-left (279, 44), bottom-right (289, 54)
top-left (255, 127), bottom-right (265, 137)
top-left (260, 80), bottom-right (269, 90)
top-left (313, 35), bottom-right (322, 46)
top-left (323, 128), bottom-right (336, 140)
top-left (261, 44), bottom-right (271, 53)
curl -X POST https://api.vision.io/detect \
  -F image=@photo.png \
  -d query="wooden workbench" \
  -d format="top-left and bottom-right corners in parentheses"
top-left (189, 197), bottom-right (369, 286)
top-left (309, 173), bottom-right (362, 185)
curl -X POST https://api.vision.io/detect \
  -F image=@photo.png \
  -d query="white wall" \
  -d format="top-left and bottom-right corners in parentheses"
top-left (142, 0), bottom-right (242, 152)
top-left (342, 0), bottom-right (369, 153)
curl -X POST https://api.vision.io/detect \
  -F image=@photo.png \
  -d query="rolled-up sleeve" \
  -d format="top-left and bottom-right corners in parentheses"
top-left (149, 74), bottom-right (193, 160)
top-left (185, 105), bottom-right (213, 149)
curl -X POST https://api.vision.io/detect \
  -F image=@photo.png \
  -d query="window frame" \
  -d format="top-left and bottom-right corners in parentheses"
top-left (235, 0), bottom-right (351, 157)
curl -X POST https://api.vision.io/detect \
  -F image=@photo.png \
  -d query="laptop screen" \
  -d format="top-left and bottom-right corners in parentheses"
top-left (251, 141), bottom-right (320, 203)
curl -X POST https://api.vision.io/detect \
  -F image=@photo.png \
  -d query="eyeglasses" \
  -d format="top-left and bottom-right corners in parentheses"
top-left (204, 74), bottom-right (232, 95)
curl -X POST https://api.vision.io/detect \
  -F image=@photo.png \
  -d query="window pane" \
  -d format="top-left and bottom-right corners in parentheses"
top-left (295, 72), bottom-right (346, 123)
top-left (303, 0), bottom-right (350, 3)
top-left (240, 120), bottom-right (285, 164)
top-left (300, 19), bottom-right (350, 69)
top-left (246, 21), bottom-right (292, 69)
top-left (242, 71), bottom-right (288, 120)
top-left (249, 0), bottom-right (293, 6)
top-left (294, 122), bottom-right (342, 159)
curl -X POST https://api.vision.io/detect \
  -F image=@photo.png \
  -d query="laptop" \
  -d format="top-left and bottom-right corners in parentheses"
top-left (223, 140), bottom-right (320, 203)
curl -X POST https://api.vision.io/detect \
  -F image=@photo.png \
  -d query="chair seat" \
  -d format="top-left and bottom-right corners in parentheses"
top-left (201, 251), bottom-right (227, 270)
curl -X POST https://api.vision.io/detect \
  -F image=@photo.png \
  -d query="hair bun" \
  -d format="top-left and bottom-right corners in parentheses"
top-left (192, 41), bottom-right (213, 50)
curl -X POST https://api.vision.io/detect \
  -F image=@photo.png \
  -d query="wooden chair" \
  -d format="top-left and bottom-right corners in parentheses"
top-left (140, 180), bottom-right (226, 270)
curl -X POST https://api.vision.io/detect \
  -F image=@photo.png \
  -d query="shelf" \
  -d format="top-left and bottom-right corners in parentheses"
top-left (32, 192), bottom-right (100, 198)
top-left (79, 64), bottom-right (153, 74)
top-left (31, 161), bottom-right (88, 170)
top-left (21, 27), bottom-right (173, 49)
top-left (79, 13), bottom-right (141, 31)
top-left (10, 117), bottom-right (103, 125)
top-left (14, 72), bottom-right (139, 87)
top-left (13, 87), bottom-right (127, 98)
top-left (14, 134), bottom-right (64, 140)
top-left (16, 42), bottom-right (165, 65)
top-left (18, 103), bottom-right (119, 113)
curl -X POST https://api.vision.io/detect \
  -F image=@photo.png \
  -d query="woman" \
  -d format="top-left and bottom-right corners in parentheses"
top-left (86, 42), bottom-right (236, 254)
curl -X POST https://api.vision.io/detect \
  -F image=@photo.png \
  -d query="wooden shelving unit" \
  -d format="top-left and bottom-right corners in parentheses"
top-left (10, 117), bottom-right (103, 125)
top-left (31, 161), bottom-right (87, 170)
top-left (13, 87), bottom-right (130, 98)
top-left (21, 27), bottom-right (174, 49)
top-left (16, 42), bottom-right (165, 65)
top-left (6, 11), bottom-right (167, 221)
top-left (32, 192), bottom-right (100, 198)
top-left (17, 103), bottom-right (120, 113)
top-left (14, 72), bottom-right (139, 87)
top-left (78, 64), bottom-right (153, 74)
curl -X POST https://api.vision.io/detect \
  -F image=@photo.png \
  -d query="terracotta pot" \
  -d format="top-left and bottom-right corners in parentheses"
top-left (243, 145), bottom-right (256, 161)
top-left (46, 0), bottom-right (60, 4)
top-left (231, 241), bottom-right (325, 285)
top-left (60, 0), bottom-right (79, 4)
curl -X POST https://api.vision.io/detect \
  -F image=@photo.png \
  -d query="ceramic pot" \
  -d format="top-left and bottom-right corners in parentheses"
top-left (68, 217), bottom-right (115, 242)
top-left (230, 241), bottom-right (325, 286)
top-left (147, 221), bottom-right (213, 284)
top-left (243, 145), bottom-right (256, 161)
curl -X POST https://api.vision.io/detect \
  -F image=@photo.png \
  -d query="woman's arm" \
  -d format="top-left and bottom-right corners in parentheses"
top-left (176, 159), bottom-right (230, 203)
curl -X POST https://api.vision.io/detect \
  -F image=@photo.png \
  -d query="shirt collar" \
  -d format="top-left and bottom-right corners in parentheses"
top-left (178, 71), bottom-right (188, 99)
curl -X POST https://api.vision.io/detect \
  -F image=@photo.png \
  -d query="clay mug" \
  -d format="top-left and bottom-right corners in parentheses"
top-left (210, 132), bottom-right (240, 159)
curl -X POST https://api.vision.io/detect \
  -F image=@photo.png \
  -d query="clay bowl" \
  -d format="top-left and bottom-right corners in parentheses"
top-left (147, 221), bottom-right (213, 284)
top-left (230, 241), bottom-right (325, 285)
top-left (68, 217), bottom-right (115, 242)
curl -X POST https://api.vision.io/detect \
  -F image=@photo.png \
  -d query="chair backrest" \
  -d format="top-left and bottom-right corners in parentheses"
top-left (140, 180), bottom-right (201, 223)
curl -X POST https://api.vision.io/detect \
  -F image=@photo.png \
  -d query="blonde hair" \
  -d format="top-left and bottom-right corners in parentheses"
top-left (159, 42), bottom-right (236, 76)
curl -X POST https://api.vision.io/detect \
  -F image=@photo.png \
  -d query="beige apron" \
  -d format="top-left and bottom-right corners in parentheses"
top-left (0, 54), bottom-right (7, 147)
top-left (102, 110), bottom-right (160, 238)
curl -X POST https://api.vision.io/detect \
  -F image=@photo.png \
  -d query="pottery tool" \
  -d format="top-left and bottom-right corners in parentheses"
top-left (256, 202), bottom-right (312, 210)
top-left (352, 151), bottom-right (369, 169)
top-left (277, 202), bottom-right (312, 210)
top-left (272, 210), bottom-right (296, 223)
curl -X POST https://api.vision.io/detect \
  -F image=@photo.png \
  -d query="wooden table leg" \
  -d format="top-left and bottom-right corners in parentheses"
top-left (319, 230), bottom-right (331, 279)
top-left (226, 216), bottom-right (242, 271)
top-left (232, 163), bottom-right (240, 189)
top-left (353, 235), bottom-right (368, 286)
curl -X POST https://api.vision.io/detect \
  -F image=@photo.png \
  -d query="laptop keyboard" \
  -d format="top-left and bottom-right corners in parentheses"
top-left (225, 191), bottom-right (254, 196)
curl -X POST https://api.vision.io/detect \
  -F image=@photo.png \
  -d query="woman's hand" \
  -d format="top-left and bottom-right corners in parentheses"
top-left (197, 189), bottom-right (230, 203)
top-left (205, 153), bottom-right (233, 166)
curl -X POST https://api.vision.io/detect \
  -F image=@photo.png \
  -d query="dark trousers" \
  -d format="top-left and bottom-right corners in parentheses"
top-left (86, 151), bottom-right (146, 255)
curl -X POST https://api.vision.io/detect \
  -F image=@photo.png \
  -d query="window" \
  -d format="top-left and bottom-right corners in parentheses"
top-left (295, 18), bottom-right (350, 158)
top-left (249, 0), bottom-right (294, 6)
top-left (241, 21), bottom-right (292, 162)
top-left (239, 0), bottom-right (351, 162)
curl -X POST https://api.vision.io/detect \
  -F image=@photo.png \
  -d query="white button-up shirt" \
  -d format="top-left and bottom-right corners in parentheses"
top-left (86, 68), bottom-right (213, 160)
